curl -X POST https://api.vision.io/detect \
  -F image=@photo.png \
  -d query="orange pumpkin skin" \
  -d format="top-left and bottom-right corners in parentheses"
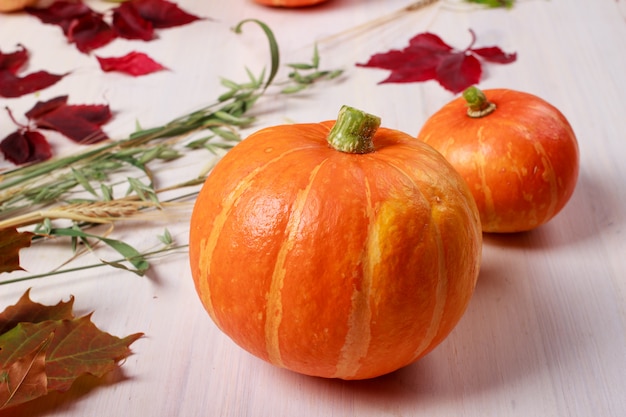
top-left (189, 117), bottom-right (482, 380)
top-left (253, 0), bottom-right (329, 7)
top-left (417, 89), bottom-right (579, 233)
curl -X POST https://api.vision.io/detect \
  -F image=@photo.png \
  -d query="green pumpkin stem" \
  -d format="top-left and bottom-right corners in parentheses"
top-left (327, 105), bottom-right (381, 154)
top-left (463, 86), bottom-right (496, 118)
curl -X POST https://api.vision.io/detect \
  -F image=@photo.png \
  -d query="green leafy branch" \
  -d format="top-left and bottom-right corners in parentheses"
top-left (0, 20), bottom-right (343, 283)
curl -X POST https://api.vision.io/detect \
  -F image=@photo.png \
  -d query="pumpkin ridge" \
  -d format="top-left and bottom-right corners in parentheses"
top-left (194, 145), bottom-right (314, 328)
top-left (333, 176), bottom-right (375, 379)
top-left (384, 160), bottom-right (449, 358)
top-left (265, 158), bottom-right (328, 368)
top-left (476, 126), bottom-right (497, 227)
top-left (531, 138), bottom-right (558, 225)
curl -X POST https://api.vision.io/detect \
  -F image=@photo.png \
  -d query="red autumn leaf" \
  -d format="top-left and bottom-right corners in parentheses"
top-left (0, 129), bottom-right (52, 164)
top-left (436, 53), bottom-right (482, 94)
top-left (23, 95), bottom-right (68, 119)
top-left (26, 96), bottom-right (112, 128)
top-left (0, 228), bottom-right (33, 274)
top-left (471, 46), bottom-right (517, 63)
top-left (357, 29), bottom-right (517, 93)
top-left (26, 98), bottom-right (112, 144)
top-left (0, 289), bottom-right (74, 334)
top-left (0, 46), bottom-right (67, 98)
top-left (96, 51), bottom-right (166, 76)
top-left (407, 32), bottom-right (454, 54)
top-left (0, 44), bottom-right (29, 74)
top-left (0, 70), bottom-right (66, 98)
top-left (26, 1), bottom-right (92, 32)
top-left (34, 106), bottom-right (111, 144)
top-left (112, 2), bottom-right (155, 41)
top-left (26, 1), bottom-right (116, 53)
top-left (66, 14), bottom-right (117, 53)
top-left (128, 0), bottom-right (202, 28)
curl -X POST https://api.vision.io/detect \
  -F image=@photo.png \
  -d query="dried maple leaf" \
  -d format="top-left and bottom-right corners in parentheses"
top-left (357, 29), bottom-right (516, 93)
top-left (25, 95), bottom-right (112, 144)
top-left (0, 333), bottom-right (51, 409)
top-left (0, 289), bottom-right (74, 334)
top-left (96, 51), bottom-right (167, 76)
top-left (0, 228), bottom-right (33, 274)
top-left (0, 45), bottom-right (67, 98)
top-left (0, 291), bottom-right (143, 410)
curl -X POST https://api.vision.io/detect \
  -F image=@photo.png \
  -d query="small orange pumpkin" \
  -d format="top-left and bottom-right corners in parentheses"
top-left (189, 106), bottom-right (482, 380)
top-left (253, 0), bottom-right (329, 7)
top-left (417, 87), bottom-right (579, 233)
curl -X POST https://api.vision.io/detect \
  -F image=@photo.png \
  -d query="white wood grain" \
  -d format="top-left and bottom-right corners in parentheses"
top-left (1, 0), bottom-right (625, 416)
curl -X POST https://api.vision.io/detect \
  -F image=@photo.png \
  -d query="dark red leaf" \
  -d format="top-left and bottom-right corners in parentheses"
top-left (356, 50), bottom-right (409, 71)
top-left (0, 45), bottom-right (29, 74)
top-left (62, 103), bottom-right (112, 126)
top-left (22, 96), bottom-right (112, 145)
top-left (34, 106), bottom-right (110, 144)
top-left (96, 51), bottom-right (166, 76)
top-left (26, 1), bottom-right (115, 53)
top-left (26, 1), bottom-right (92, 32)
top-left (471, 46), bottom-right (517, 63)
top-left (377, 56), bottom-right (438, 84)
top-left (26, 96), bottom-right (112, 127)
top-left (435, 53), bottom-right (482, 94)
top-left (0, 130), bottom-right (52, 164)
top-left (0, 69), bottom-right (67, 98)
top-left (129, 0), bottom-right (202, 28)
top-left (407, 32), bottom-right (454, 54)
top-left (24, 96), bottom-right (69, 120)
top-left (357, 32), bottom-right (455, 85)
top-left (67, 14), bottom-right (117, 53)
top-left (112, 2), bottom-right (155, 41)
top-left (356, 30), bottom-right (516, 93)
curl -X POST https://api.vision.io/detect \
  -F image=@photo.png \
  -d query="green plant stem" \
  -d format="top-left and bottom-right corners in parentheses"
top-left (0, 245), bottom-right (189, 286)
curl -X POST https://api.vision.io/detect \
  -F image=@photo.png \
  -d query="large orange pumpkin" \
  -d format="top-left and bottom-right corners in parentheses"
top-left (189, 106), bottom-right (482, 380)
top-left (417, 87), bottom-right (579, 233)
top-left (253, 0), bottom-right (329, 7)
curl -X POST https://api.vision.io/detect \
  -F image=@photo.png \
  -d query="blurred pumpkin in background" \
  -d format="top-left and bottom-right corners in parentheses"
top-left (0, 0), bottom-right (39, 12)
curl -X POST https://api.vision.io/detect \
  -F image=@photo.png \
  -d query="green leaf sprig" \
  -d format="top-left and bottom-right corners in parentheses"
top-left (0, 20), bottom-right (343, 284)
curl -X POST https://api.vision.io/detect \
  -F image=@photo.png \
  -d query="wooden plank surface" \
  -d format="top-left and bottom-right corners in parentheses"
top-left (1, 0), bottom-right (625, 416)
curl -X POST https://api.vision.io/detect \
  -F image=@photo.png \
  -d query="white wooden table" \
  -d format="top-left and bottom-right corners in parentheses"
top-left (1, 0), bottom-right (625, 416)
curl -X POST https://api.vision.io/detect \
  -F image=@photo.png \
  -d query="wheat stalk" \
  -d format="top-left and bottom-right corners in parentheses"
top-left (0, 200), bottom-right (176, 229)
top-left (316, 0), bottom-right (440, 46)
